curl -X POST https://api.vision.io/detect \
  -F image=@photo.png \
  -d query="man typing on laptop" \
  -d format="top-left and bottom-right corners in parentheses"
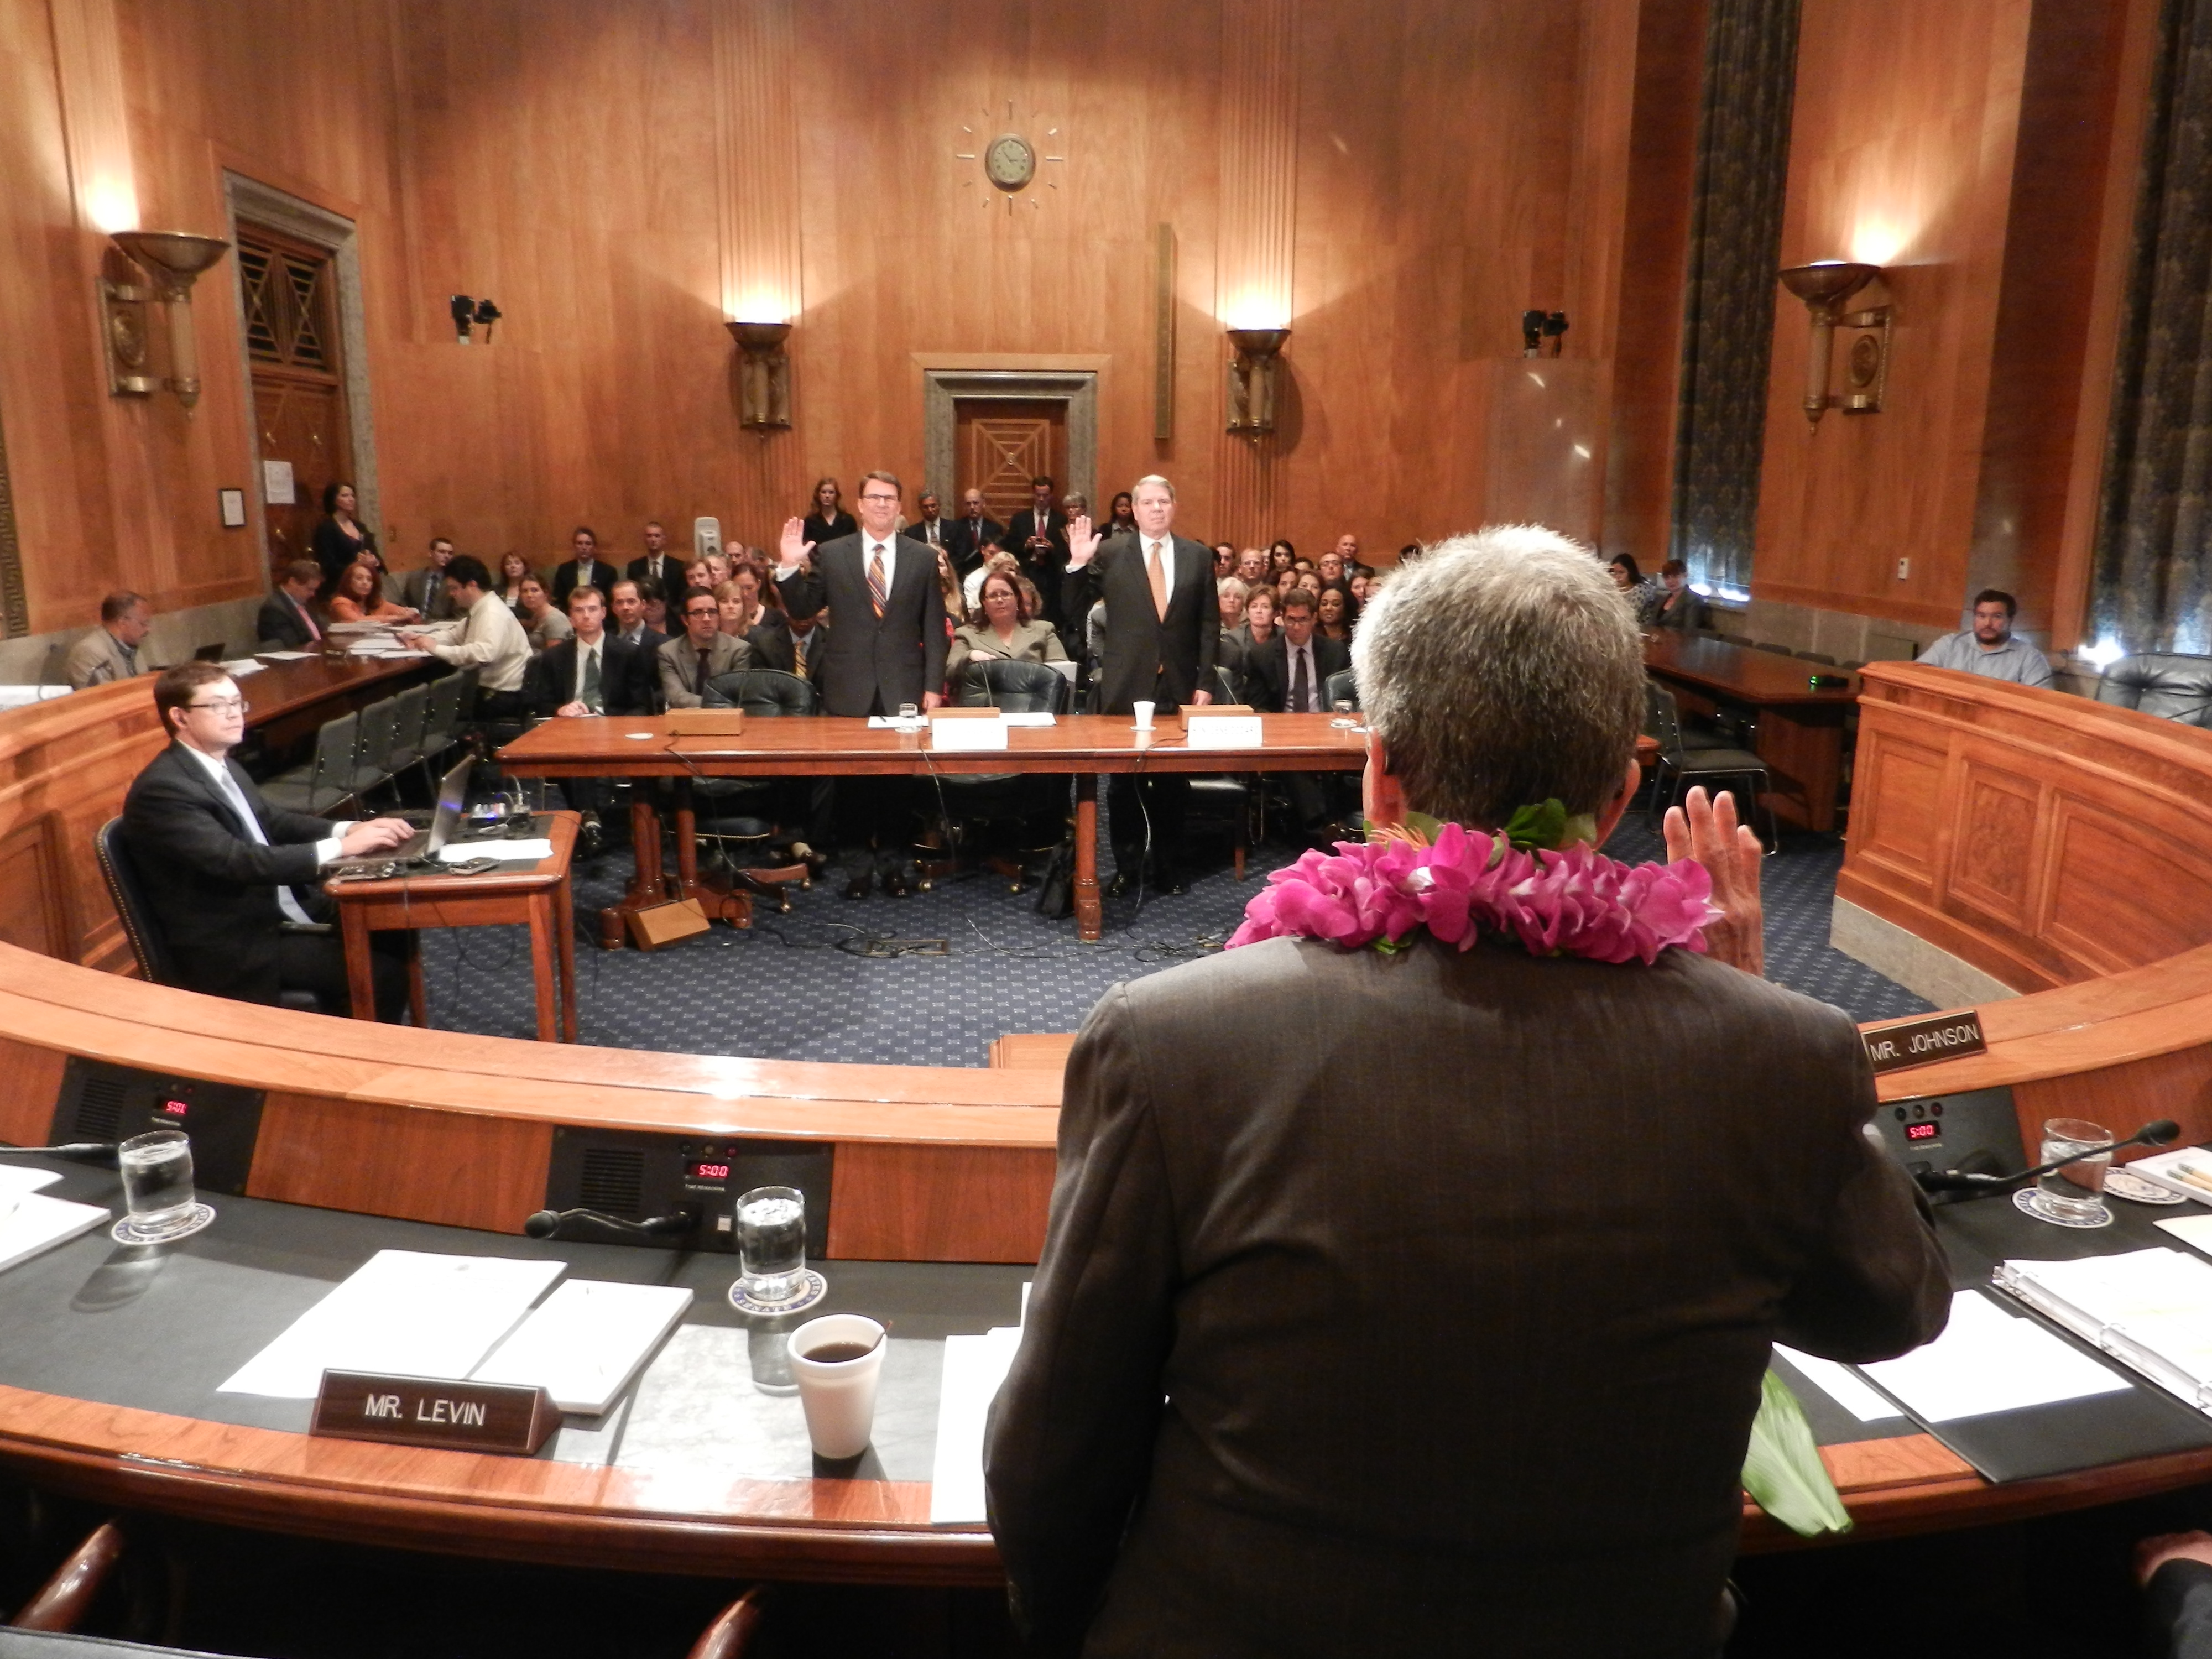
top-left (122, 662), bottom-right (419, 1020)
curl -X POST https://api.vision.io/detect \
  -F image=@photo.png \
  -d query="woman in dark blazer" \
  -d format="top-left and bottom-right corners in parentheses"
top-left (1652, 559), bottom-right (1709, 632)
top-left (801, 477), bottom-right (858, 550)
top-left (310, 481), bottom-right (376, 594)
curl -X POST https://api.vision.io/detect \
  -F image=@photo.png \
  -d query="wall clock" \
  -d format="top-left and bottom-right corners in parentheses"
top-left (954, 103), bottom-right (1066, 213)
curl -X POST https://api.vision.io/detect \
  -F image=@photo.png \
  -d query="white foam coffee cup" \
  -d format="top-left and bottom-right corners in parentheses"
top-left (787, 1313), bottom-right (887, 1459)
top-left (1132, 700), bottom-right (1155, 730)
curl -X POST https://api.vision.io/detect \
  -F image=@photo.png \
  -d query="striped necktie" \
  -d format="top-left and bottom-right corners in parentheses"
top-left (867, 544), bottom-right (888, 617)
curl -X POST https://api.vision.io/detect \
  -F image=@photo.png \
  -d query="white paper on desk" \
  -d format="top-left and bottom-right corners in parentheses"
top-left (218, 1249), bottom-right (565, 1398)
top-left (930, 1325), bottom-right (1022, 1525)
top-left (0, 1190), bottom-right (108, 1275)
top-left (438, 839), bottom-right (554, 863)
top-left (2158, 1214), bottom-right (2212, 1255)
top-left (998, 712), bottom-right (1056, 727)
top-left (259, 650), bottom-right (316, 661)
top-left (219, 659), bottom-right (265, 676)
top-left (1184, 714), bottom-right (1264, 749)
top-left (469, 1280), bottom-right (691, 1415)
top-left (1773, 1344), bottom-right (1901, 1422)
top-left (0, 1166), bottom-right (63, 1197)
top-left (865, 716), bottom-right (926, 730)
top-left (2001, 1248), bottom-right (2212, 1394)
top-left (1855, 1288), bottom-right (2130, 1422)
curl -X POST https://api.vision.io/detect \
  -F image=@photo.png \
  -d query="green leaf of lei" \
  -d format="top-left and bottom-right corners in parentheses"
top-left (1741, 1368), bottom-right (1853, 1537)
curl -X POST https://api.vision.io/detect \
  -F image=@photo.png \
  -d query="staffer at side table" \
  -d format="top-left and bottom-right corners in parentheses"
top-left (121, 662), bottom-right (416, 1019)
top-left (398, 554), bottom-right (533, 719)
top-left (1917, 588), bottom-right (2055, 688)
top-left (66, 591), bottom-right (154, 688)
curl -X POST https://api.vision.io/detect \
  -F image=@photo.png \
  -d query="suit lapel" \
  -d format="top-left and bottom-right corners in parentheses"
top-left (174, 745), bottom-right (251, 837)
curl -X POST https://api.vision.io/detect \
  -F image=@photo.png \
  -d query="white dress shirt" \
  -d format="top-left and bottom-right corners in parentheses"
top-left (419, 590), bottom-right (532, 691)
top-left (178, 742), bottom-right (347, 926)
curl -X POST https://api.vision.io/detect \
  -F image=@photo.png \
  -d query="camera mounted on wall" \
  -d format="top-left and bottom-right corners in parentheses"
top-left (1521, 310), bottom-right (1569, 358)
top-left (449, 295), bottom-right (502, 345)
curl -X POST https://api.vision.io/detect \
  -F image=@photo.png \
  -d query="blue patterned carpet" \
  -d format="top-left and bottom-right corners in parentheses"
top-left (415, 805), bottom-right (1931, 1062)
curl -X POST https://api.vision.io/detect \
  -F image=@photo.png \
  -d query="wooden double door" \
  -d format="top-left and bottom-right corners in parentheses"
top-left (954, 399), bottom-right (1068, 523)
top-left (237, 221), bottom-right (353, 577)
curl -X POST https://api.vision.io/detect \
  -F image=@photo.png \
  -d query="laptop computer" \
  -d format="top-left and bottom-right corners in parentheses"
top-left (194, 643), bottom-right (228, 662)
top-left (327, 755), bottom-right (475, 872)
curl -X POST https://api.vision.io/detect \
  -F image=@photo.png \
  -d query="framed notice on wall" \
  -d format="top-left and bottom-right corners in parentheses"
top-left (218, 488), bottom-right (247, 528)
top-left (262, 460), bottom-right (295, 505)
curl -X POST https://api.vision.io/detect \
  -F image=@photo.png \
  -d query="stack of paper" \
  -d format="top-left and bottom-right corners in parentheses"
top-left (469, 1280), bottom-right (692, 1414)
top-left (220, 1250), bottom-right (565, 1398)
top-left (930, 1326), bottom-right (1022, 1525)
top-left (1995, 1249), bottom-right (2212, 1414)
top-left (1856, 1288), bottom-right (2131, 1421)
top-left (0, 1165), bottom-right (107, 1274)
top-left (1773, 1343), bottom-right (1902, 1422)
top-left (437, 839), bottom-right (553, 864)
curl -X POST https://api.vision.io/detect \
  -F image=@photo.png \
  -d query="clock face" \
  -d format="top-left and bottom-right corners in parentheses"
top-left (985, 133), bottom-right (1036, 192)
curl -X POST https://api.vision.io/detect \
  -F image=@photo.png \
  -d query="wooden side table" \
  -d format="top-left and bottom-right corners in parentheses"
top-left (325, 811), bottom-right (578, 1042)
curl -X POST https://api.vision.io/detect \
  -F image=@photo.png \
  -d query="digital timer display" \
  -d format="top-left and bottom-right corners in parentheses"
top-left (1903, 1120), bottom-right (1939, 1142)
top-left (162, 1100), bottom-right (190, 1117)
top-left (688, 1161), bottom-right (732, 1182)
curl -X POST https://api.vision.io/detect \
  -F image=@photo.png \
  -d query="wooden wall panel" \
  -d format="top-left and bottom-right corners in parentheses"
top-left (247, 1093), bottom-right (554, 1234)
top-left (0, 1035), bottom-right (70, 1147)
top-left (828, 1143), bottom-right (1055, 1265)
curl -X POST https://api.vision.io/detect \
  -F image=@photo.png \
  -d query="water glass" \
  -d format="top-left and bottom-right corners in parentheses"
top-left (2015, 1117), bottom-right (2115, 1228)
top-left (1330, 698), bottom-right (1360, 730)
top-left (115, 1129), bottom-right (213, 1244)
top-left (736, 1185), bottom-right (807, 1303)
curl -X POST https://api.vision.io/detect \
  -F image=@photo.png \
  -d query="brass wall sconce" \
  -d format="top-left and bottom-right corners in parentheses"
top-left (1777, 262), bottom-right (1891, 426)
top-left (1225, 326), bottom-right (1290, 434)
top-left (727, 321), bottom-right (792, 429)
top-left (103, 231), bottom-right (231, 412)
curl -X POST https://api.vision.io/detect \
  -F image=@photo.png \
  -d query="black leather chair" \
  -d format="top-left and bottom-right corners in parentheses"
top-left (695, 671), bottom-right (820, 906)
top-left (937, 661), bottom-right (1070, 890)
top-left (2095, 654), bottom-right (2212, 729)
top-left (1321, 667), bottom-right (1358, 710)
top-left (96, 819), bottom-right (325, 1013)
top-left (1644, 683), bottom-right (1778, 848)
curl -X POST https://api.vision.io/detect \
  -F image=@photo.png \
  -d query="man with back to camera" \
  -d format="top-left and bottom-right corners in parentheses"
top-left (255, 562), bottom-right (325, 651)
top-left (1917, 588), bottom-right (2054, 688)
top-left (121, 661), bottom-right (418, 1018)
top-left (1063, 474), bottom-right (1215, 894)
top-left (398, 554), bottom-right (532, 719)
top-left (776, 469), bottom-right (946, 897)
top-left (988, 525), bottom-right (1949, 1658)
top-left (68, 591), bottom-right (154, 688)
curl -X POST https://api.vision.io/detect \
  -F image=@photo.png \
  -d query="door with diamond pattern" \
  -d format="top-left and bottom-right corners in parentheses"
top-left (954, 400), bottom-right (1068, 526)
top-left (237, 222), bottom-right (353, 580)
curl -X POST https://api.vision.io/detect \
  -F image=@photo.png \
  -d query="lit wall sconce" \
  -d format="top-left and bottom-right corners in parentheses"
top-left (727, 321), bottom-right (792, 429)
top-left (1225, 326), bottom-right (1290, 434)
top-left (1777, 262), bottom-right (1891, 426)
top-left (449, 295), bottom-right (503, 343)
top-left (103, 231), bottom-right (231, 411)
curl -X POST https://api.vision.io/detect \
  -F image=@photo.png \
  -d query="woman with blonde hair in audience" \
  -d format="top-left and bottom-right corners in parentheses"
top-left (515, 574), bottom-right (572, 651)
top-left (327, 560), bottom-right (420, 625)
top-left (948, 566), bottom-right (1068, 679)
top-left (494, 551), bottom-right (535, 612)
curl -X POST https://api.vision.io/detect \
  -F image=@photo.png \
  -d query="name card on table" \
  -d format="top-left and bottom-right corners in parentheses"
top-left (311, 1370), bottom-right (560, 1455)
top-left (930, 715), bottom-right (1008, 752)
top-left (1184, 714), bottom-right (1264, 750)
top-left (1861, 1010), bottom-right (1987, 1074)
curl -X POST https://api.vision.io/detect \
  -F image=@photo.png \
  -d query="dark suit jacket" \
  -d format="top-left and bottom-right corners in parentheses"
top-left (947, 514), bottom-right (1007, 574)
top-left (1655, 587), bottom-right (1709, 632)
top-left (526, 634), bottom-right (654, 718)
top-left (1244, 630), bottom-right (1352, 712)
top-left (778, 534), bottom-right (947, 716)
top-left (784, 621), bottom-right (829, 684)
top-left (551, 559), bottom-right (613, 607)
top-left (1009, 507), bottom-right (1071, 621)
top-left (802, 510), bottom-right (859, 550)
top-left (986, 937), bottom-right (1949, 1657)
top-left (743, 613), bottom-right (797, 675)
top-left (625, 553), bottom-right (682, 593)
top-left (120, 742), bottom-right (340, 1005)
top-left (1062, 534), bottom-right (1218, 714)
top-left (400, 566), bottom-right (457, 623)
top-left (256, 592), bottom-right (321, 650)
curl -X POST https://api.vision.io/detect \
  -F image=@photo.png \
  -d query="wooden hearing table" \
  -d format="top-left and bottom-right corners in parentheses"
top-left (324, 811), bottom-right (580, 1042)
top-left (1641, 634), bottom-right (1860, 831)
top-left (239, 649), bottom-right (439, 750)
top-left (495, 713), bottom-right (1373, 943)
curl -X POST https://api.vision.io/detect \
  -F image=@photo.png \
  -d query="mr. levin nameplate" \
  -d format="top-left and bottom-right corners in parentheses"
top-left (311, 1370), bottom-right (559, 1455)
top-left (1861, 1010), bottom-right (1987, 1074)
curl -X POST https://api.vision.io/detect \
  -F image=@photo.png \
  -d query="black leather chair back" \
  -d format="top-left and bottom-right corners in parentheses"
top-left (2095, 654), bottom-right (2212, 728)
top-left (1321, 667), bottom-right (1359, 711)
top-left (953, 659), bottom-right (1068, 714)
top-left (704, 670), bottom-right (818, 717)
top-left (95, 817), bottom-right (177, 986)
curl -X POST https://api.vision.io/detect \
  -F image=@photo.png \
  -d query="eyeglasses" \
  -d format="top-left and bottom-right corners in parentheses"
top-left (858, 493), bottom-right (899, 505)
top-left (187, 697), bottom-right (246, 715)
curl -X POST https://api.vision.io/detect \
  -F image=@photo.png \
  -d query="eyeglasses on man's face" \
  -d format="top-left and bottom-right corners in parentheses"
top-left (858, 492), bottom-right (899, 505)
top-left (188, 697), bottom-right (246, 716)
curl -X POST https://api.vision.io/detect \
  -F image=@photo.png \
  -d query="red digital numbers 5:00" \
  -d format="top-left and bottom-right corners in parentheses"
top-left (691, 1162), bottom-right (731, 1180)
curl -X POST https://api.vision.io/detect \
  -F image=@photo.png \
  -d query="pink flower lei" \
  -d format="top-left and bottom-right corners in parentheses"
top-left (1225, 817), bottom-right (1721, 965)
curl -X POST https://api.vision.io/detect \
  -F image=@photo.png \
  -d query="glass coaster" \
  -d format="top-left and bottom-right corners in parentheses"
top-left (2012, 1188), bottom-right (2112, 1229)
top-left (728, 1268), bottom-right (826, 1317)
top-left (111, 1202), bottom-right (216, 1246)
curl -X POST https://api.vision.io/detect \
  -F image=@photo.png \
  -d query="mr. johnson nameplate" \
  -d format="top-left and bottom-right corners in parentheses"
top-left (1860, 1010), bottom-right (1987, 1074)
top-left (311, 1370), bottom-right (560, 1455)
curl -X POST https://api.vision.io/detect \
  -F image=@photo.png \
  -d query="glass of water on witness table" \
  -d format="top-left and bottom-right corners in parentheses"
top-left (2015, 1117), bottom-right (2116, 1229)
top-left (731, 1183), bottom-right (825, 1314)
top-left (113, 1129), bottom-right (216, 1244)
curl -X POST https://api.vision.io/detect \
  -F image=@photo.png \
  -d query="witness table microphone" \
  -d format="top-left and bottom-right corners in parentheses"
top-left (0, 1141), bottom-right (121, 1167)
top-left (523, 1206), bottom-right (693, 1245)
top-left (1912, 1119), bottom-right (2180, 1194)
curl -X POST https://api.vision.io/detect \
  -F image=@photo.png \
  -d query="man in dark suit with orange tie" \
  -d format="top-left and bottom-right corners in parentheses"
top-left (776, 471), bottom-right (947, 896)
top-left (1062, 474), bottom-right (1215, 894)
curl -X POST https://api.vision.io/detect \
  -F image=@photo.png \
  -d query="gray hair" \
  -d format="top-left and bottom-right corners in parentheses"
top-left (1352, 524), bottom-right (1642, 826)
top-left (1131, 473), bottom-right (1176, 503)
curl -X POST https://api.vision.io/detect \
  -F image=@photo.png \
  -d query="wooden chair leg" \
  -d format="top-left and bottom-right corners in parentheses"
top-left (406, 944), bottom-right (428, 1027)
top-left (13, 1520), bottom-right (126, 1632)
top-left (686, 1585), bottom-right (770, 1659)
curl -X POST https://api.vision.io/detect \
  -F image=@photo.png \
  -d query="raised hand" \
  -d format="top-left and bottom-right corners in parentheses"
top-left (1067, 514), bottom-right (1100, 568)
top-left (776, 518), bottom-right (815, 569)
top-left (1663, 785), bottom-right (1764, 977)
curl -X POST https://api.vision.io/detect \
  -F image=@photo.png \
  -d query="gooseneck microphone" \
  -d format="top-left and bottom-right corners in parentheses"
top-left (0, 1142), bottom-right (121, 1167)
top-left (523, 1206), bottom-right (693, 1245)
top-left (1913, 1119), bottom-right (2181, 1194)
